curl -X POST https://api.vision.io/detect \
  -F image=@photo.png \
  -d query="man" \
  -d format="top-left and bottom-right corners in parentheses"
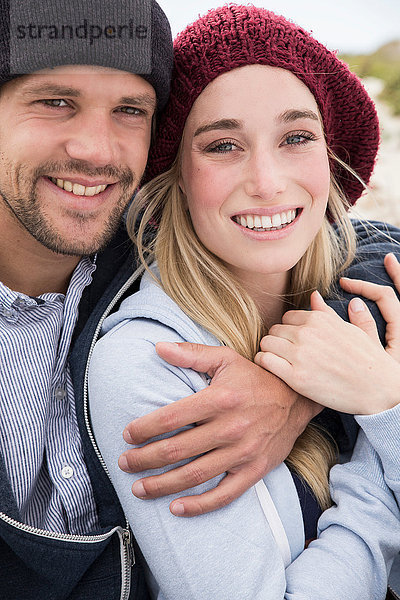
top-left (0, 0), bottom-right (399, 598)
top-left (0, 1), bottom-right (172, 597)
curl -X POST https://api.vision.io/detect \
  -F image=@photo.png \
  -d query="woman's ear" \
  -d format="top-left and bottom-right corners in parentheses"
top-left (178, 175), bottom-right (188, 209)
top-left (178, 174), bottom-right (186, 196)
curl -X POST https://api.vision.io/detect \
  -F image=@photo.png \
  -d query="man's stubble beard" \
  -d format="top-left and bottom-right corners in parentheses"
top-left (0, 160), bottom-right (137, 256)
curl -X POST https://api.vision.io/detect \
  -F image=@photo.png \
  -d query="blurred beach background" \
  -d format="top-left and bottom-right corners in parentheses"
top-left (158, 0), bottom-right (400, 226)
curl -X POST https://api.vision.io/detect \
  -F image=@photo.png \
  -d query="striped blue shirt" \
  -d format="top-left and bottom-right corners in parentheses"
top-left (0, 258), bottom-right (100, 534)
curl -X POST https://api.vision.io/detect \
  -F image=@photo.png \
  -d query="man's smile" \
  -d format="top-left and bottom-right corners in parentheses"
top-left (47, 176), bottom-right (117, 197)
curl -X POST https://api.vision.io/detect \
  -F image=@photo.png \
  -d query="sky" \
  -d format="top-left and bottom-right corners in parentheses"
top-left (157, 0), bottom-right (400, 54)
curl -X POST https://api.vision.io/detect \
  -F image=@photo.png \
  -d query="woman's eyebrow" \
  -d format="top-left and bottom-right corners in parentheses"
top-left (194, 118), bottom-right (242, 137)
top-left (193, 110), bottom-right (319, 138)
top-left (278, 109), bottom-right (319, 123)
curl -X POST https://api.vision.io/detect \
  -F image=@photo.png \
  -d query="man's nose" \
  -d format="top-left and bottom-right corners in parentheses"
top-left (64, 110), bottom-right (120, 167)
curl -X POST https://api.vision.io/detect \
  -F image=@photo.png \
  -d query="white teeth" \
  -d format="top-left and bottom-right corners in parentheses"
top-left (84, 186), bottom-right (97, 197)
top-left (272, 213), bottom-right (281, 227)
top-left (50, 177), bottom-right (109, 197)
top-left (72, 183), bottom-right (85, 196)
top-left (235, 209), bottom-right (297, 231)
top-left (261, 215), bottom-right (272, 228)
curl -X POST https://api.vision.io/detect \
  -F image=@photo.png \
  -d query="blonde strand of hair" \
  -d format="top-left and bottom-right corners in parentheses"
top-left (128, 153), bottom-right (358, 509)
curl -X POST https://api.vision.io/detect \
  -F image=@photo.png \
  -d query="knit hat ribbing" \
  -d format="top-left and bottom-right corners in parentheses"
top-left (146, 4), bottom-right (379, 204)
top-left (0, 0), bottom-right (173, 110)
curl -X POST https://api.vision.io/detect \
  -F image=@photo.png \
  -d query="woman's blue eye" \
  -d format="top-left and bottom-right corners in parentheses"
top-left (285, 133), bottom-right (314, 145)
top-left (207, 141), bottom-right (238, 153)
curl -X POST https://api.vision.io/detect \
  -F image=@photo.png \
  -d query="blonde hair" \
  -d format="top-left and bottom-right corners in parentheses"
top-left (127, 149), bottom-right (357, 510)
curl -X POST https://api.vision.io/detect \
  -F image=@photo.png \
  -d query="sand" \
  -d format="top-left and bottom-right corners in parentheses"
top-left (349, 77), bottom-right (400, 226)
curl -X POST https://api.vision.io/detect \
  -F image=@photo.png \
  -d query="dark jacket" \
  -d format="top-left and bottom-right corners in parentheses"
top-left (312, 220), bottom-right (400, 452)
top-left (1, 219), bottom-right (399, 599)
top-left (0, 228), bottom-right (148, 600)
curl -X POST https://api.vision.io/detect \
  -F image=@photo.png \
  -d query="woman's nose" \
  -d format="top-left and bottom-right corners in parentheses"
top-left (244, 150), bottom-right (287, 202)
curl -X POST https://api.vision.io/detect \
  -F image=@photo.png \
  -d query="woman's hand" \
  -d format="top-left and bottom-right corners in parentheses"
top-left (255, 253), bottom-right (400, 415)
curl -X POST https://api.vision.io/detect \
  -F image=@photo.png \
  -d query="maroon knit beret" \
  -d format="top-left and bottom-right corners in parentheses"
top-left (145, 4), bottom-right (379, 205)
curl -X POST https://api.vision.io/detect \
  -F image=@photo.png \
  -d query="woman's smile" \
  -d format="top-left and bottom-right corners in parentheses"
top-left (231, 207), bottom-right (301, 232)
top-left (180, 64), bottom-right (330, 286)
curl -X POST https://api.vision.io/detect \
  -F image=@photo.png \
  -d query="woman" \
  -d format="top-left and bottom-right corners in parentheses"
top-left (89, 5), bottom-right (400, 599)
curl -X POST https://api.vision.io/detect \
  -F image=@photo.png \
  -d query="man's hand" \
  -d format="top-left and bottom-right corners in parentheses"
top-left (119, 342), bottom-right (320, 517)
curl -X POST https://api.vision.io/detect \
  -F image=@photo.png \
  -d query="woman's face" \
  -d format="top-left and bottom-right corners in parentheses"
top-left (179, 64), bottom-right (330, 290)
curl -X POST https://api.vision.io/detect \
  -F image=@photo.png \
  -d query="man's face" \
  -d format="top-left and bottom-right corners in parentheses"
top-left (0, 65), bottom-right (156, 256)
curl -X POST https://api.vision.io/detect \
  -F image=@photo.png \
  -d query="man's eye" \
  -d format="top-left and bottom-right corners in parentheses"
top-left (118, 106), bottom-right (144, 115)
top-left (41, 99), bottom-right (69, 108)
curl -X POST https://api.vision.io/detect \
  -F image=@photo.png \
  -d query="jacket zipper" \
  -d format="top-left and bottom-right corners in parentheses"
top-left (0, 511), bottom-right (122, 543)
top-left (0, 513), bottom-right (130, 599)
top-left (83, 264), bottom-right (144, 600)
top-left (388, 585), bottom-right (400, 600)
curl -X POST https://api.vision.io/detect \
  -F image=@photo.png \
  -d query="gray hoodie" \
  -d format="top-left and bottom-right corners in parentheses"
top-left (89, 268), bottom-right (400, 600)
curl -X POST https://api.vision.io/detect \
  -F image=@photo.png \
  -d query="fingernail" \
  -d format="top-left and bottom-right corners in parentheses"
top-left (118, 454), bottom-right (129, 471)
top-left (123, 429), bottom-right (134, 444)
top-left (158, 341), bottom-right (179, 349)
top-left (170, 501), bottom-right (185, 516)
top-left (388, 253), bottom-right (398, 262)
top-left (132, 481), bottom-right (147, 498)
top-left (350, 298), bottom-right (365, 313)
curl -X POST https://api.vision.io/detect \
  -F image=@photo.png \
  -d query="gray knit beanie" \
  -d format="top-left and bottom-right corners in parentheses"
top-left (0, 0), bottom-right (173, 109)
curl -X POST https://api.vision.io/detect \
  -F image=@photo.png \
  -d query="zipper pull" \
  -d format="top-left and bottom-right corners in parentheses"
top-left (122, 528), bottom-right (135, 567)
